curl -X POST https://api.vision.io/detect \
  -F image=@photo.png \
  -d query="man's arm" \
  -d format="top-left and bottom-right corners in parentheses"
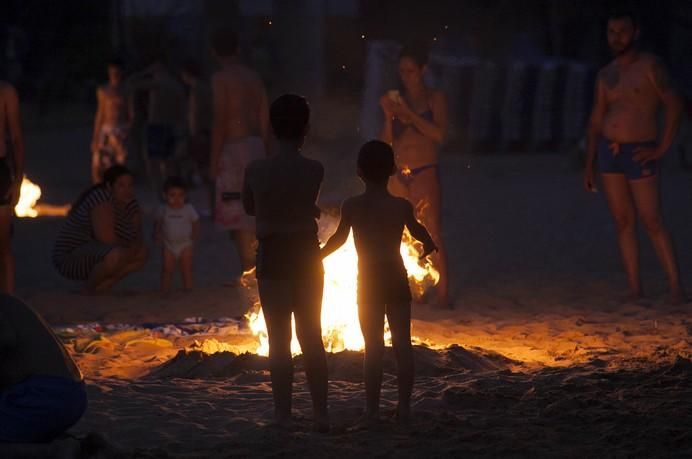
top-left (649, 57), bottom-right (683, 154)
top-left (6, 86), bottom-right (24, 206)
top-left (403, 201), bottom-right (437, 258)
top-left (210, 75), bottom-right (226, 179)
top-left (320, 201), bottom-right (352, 259)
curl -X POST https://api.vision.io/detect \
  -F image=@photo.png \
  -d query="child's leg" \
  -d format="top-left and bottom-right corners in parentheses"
top-left (358, 301), bottom-right (386, 419)
top-left (180, 245), bottom-right (194, 290)
top-left (294, 274), bottom-right (328, 430)
top-left (386, 302), bottom-right (414, 421)
top-left (161, 248), bottom-right (176, 292)
top-left (257, 279), bottom-right (294, 423)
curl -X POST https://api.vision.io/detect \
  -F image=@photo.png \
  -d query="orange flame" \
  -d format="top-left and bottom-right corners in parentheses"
top-left (246, 229), bottom-right (439, 356)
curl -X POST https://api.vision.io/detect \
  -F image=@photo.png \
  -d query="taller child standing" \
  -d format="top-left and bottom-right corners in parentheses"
top-left (242, 94), bottom-right (328, 431)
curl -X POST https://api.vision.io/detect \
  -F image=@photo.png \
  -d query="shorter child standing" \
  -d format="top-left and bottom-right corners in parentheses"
top-left (154, 177), bottom-right (200, 292)
top-left (321, 140), bottom-right (437, 425)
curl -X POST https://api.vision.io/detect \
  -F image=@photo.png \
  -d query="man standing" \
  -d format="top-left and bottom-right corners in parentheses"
top-left (131, 57), bottom-right (186, 194)
top-left (584, 10), bottom-right (684, 304)
top-left (0, 81), bottom-right (24, 294)
top-left (91, 59), bottom-right (132, 184)
top-left (210, 28), bottom-right (271, 283)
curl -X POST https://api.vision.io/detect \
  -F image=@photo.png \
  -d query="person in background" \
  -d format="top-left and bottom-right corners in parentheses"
top-left (379, 44), bottom-right (450, 308)
top-left (52, 165), bottom-right (148, 293)
top-left (180, 59), bottom-right (214, 215)
top-left (91, 58), bottom-right (132, 184)
top-left (211, 27), bottom-right (271, 285)
top-left (583, 9), bottom-right (685, 304)
top-left (154, 177), bottom-right (200, 293)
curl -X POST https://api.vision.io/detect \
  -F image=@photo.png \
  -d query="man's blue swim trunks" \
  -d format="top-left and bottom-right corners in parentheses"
top-left (597, 137), bottom-right (660, 180)
top-left (0, 375), bottom-right (87, 443)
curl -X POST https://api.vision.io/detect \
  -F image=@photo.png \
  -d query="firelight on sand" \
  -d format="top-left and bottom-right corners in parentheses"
top-left (15, 176), bottom-right (70, 218)
top-left (246, 230), bottom-right (439, 357)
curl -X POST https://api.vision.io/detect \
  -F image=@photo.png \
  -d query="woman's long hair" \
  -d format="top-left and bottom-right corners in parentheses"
top-left (68, 165), bottom-right (133, 217)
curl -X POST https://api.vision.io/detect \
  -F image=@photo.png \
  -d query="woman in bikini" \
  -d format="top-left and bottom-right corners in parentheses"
top-left (379, 45), bottom-right (450, 307)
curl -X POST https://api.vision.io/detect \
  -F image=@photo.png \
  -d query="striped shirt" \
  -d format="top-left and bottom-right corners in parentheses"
top-left (52, 186), bottom-right (140, 265)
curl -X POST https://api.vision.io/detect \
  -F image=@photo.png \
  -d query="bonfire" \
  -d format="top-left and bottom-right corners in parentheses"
top-left (246, 225), bottom-right (439, 356)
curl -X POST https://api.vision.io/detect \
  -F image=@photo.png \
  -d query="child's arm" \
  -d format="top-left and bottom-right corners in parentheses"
top-left (403, 201), bottom-right (437, 259)
top-left (320, 201), bottom-right (352, 259)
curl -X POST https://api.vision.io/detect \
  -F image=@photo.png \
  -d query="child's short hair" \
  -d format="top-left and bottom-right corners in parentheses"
top-left (163, 176), bottom-right (187, 193)
top-left (270, 94), bottom-right (310, 140)
top-left (358, 140), bottom-right (396, 184)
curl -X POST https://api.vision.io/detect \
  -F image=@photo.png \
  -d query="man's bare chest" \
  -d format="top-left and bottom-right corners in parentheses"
top-left (603, 65), bottom-right (654, 103)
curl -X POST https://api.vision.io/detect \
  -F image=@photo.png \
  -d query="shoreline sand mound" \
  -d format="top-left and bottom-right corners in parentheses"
top-left (144, 344), bottom-right (520, 381)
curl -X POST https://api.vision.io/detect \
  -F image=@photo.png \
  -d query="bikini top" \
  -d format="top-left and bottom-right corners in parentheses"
top-left (392, 108), bottom-right (434, 139)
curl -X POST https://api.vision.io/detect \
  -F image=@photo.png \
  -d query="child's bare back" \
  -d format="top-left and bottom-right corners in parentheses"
top-left (345, 191), bottom-right (419, 266)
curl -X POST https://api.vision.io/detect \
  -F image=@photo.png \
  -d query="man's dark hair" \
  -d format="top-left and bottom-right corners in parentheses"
top-left (399, 43), bottom-right (429, 67)
top-left (163, 176), bottom-right (187, 192)
top-left (358, 140), bottom-right (396, 184)
top-left (212, 28), bottom-right (239, 57)
top-left (270, 94), bottom-right (310, 141)
top-left (607, 7), bottom-right (640, 29)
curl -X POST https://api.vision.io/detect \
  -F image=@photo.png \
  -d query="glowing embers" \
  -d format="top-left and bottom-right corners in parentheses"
top-left (246, 230), bottom-right (440, 356)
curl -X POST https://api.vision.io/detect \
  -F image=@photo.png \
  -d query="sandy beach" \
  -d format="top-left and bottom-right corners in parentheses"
top-left (13, 110), bottom-right (692, 458)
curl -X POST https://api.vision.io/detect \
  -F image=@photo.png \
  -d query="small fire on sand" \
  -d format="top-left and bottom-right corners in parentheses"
top-left (246, 229), bottom-right (439, 356)
top-left (14, 177), bottom-right (70, 218)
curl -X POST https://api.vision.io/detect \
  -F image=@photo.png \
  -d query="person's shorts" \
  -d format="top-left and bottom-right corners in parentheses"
top-left (358, 260), bottom-right (412, 305)
top-left (597, 137), bottom-right (659, 180)
top-left (147, 124), bottom-right (176, 159)
top-left (0, 376), bottom-right (87, 443)
top-left (256, 233), bottom-right (323, 281)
